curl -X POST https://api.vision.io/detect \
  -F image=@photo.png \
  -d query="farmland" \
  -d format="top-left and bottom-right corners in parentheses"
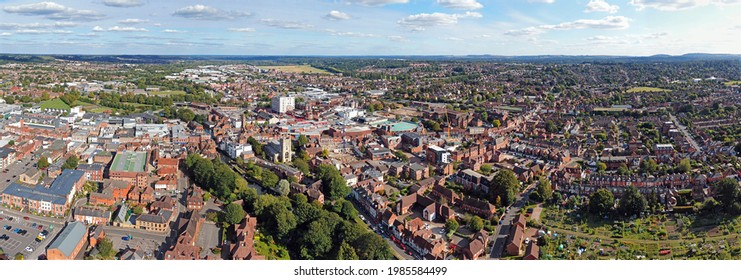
top-left (258, 65), bottom-right (330, 74)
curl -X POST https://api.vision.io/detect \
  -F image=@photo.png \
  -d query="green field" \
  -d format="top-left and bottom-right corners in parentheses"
top-left (492, 106), bottom-right (523, 112)
top-left (724, 81), bottom-right (741, 86)
top-left (39, 98), bottom-right (71, 111)
top-left (593, 107), bottom-right (628, 112)
top-left (258, 65), bottom-right (329, 74)
top-left (149, 90), bottom-right (186, 96)
top-left (627, 87), bottom-right (671, 93)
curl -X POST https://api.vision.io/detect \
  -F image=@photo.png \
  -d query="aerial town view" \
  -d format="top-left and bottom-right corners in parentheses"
top-left (0, 0), bottom-right (738, 266)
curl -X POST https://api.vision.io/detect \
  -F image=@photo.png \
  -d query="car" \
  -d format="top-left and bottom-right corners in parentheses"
top-left (0, 217), bottom-right (3, 221)
top-left (37, 225), bottom-right (43, 230)
top-left (41, 230), bottom-right (49, 236)
top-left (122, 236), bottom-right (130, 241)
top-left (5, 179), bottom-right (8, 182)
top-left (25, 246), bottom-right (33, 252)
top-left (23, 216), bottom-right (29, 221)
top-left (32, 223), bottom-right (36, 227)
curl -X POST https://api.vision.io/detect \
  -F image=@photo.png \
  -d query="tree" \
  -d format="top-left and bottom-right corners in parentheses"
top-left (394, 150), bottom-right (408, 162)
top-left (203, 192), bottom-right (212, 202)
top-left (132, 205), bottom-right (144, 215)
top-left (317, 164), bottom-right (349, 200)
top-left (37, 157), bottom-right (50, 170)
top-left (616, 164), bottom-right (631, 176)
top-left (336, 242), bottom-right (359, 260)
top-left (617, 186), bottom-right (647, 216)
top-left (480, 164), bottom-right (493, 174)
top-left (489, 169), bottom-right (520, 206)
top-left (97, 237), bottom-right (114, 259)
top-left (714, 178), bottom-right (740, 210)
top-left (469, 216), bottom-right (484, 231)
top-left (677, 158), bottom-right (691, 173)
top-left (354, 232), bottom-right (393, 260)
top-left (321, 149), bottom-right (329, 158)
top-left (492, 119), bottom-right (501, 128)
top-left (261, 170), bottom-right (279, 189)
top-left (7, 140), bottom-right (14, 146)
top-left (297, 135), bottom-right (309, 147)
top-left (277, 179), bottom-right (290, 196)
top-left (589, 189), bottom-right (614, 215)
top-left (224, 203), bottom-right (246, 225)
top-left (535, 178), bottom-right (553, 202)
top-left (597, 162), bottom-right (607, 173)
top-left (292, 158), bottom-right (310, 176)
top-left (445, 219), bottom-right (460, 234)
top-left (640, 158), bottom-right (658, 174)
top-left (61, 155), bottom-right (79, 170)
top-left (339, 199), bottom-right (358, 220)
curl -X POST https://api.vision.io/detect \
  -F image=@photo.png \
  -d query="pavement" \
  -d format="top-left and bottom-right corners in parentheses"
top-left (0, 211), bottom-right (58, 260)
top-left (106, 230), bottom-right (162, 260)
top-left (669, 113), bottom-right (702, 152)
top-left (489, 183), bottom-right (536, 259)
top-left (197, 222), bottom-right (221, 259)
top-left (0, 156), bottom-right (36, 193)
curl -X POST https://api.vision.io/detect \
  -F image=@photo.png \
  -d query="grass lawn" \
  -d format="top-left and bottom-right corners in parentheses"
top-left (258, 65), bottom-right (329, 74)
top-left (39, 98), bottom-right (71, 111)
top-left (627, 87), bottom-right (671, 93)
top-left (149, 90), bottom-right (186, 96)
top-left (254, 232), bottom-right (290, 260)
top-left (724, 81), bottom-right (741, 86)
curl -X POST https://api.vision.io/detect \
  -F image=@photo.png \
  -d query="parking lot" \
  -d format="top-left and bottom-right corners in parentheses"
top-left (0, 214), bottom-right (56, 260)
top-left (105, 230), bottom-right (164, 260)
top-left (0, 156), bottom-right (36, 193)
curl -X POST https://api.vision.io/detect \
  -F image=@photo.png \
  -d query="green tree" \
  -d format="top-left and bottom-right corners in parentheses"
top-left (61, 155), bottom-right (79, 170)
top-left (354, 232), bottom-right (393, 260)
top-left (677, 158), bottom-right (691, 173)
top-left (224, 203), bottom-right (246, 225)
top-left (132, 205), bottom-right (144, 215)
top-left (616, 164), bottom-right (631, 176)
top-left (336, 242), bottom-right (359, 260)
top-left (297, 135), bottom-right (309, 147)
top-left (317, 164), bottom-right (349, 200)
top-left (292, 158), bottom-right (310, 176)
top-left (589, 188), bottom-right (614, 215)
top-left (261, 170), bottom-right (279, 189)
top-left (277, 179), bottom-right (290, 196)
top-left (321, 149), bottom-right (329, 158)
top-left (715, 178), bottom-right (740, 210)
top-left (492, 119), bottom-right (501, 128)
top-left (597, 162), bottom-right (607, 173)
top-left (37, 157), bottom-right (50, 169)
top-left (489, 169), bottom-right (520, 206)
top-left (97, 237), bottom-right (115, 259)
top-left (445, 218), bottom-right (460, 234)
top-left (469, 216), bottom-right (484, 231)
top-left (617, 186), bottom-right (647, 216)
top-left (640, 158), bottom-right (658, 174)
top-left (479, 164), bottom-right (492, 174)
top-left (338, 199), bottom-right (358, 220)
top-left (535, 178), bottom-right (553, 202)
top-left (394, 150), bottom-right (408, 162)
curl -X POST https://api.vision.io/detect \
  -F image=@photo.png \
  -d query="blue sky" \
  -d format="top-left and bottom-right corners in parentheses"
top-left (0, 0), bottom-right (738, 55)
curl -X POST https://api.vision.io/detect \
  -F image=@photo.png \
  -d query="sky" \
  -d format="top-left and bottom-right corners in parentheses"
top-left (0, 0), bottom-right (738, 56)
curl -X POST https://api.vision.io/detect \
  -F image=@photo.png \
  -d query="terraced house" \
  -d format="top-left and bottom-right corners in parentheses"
top-left (0, 169), bottom-right (85, 216)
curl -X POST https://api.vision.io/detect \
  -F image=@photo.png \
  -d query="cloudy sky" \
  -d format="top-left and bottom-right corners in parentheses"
top-left (0, 0), bottom-right (738, 55)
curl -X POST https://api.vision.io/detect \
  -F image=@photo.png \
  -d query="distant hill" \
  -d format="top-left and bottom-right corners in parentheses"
top-left (0, 53), bottom-right (738, 64)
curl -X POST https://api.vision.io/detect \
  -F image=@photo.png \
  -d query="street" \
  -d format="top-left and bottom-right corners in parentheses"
top-left (489, 183), bottom-right (536, 259)
top-left (668, 112), bottom-right (702, 152)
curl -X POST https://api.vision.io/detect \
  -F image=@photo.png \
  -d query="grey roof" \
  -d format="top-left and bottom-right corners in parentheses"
top-left (47, 222), bottom-right (87, 258)
top-left (75, 207), bottom-right (111, 219)
top-left (2, 183), bottom-right (68, 205)
top-left (0, 147), bottom-right (16, 158)
top-left (77, 163), bottom-right (104, 171)
top-left (50, 169), bottom-right (85, 193)
top-left (137, 210), bottom-right (172, 224)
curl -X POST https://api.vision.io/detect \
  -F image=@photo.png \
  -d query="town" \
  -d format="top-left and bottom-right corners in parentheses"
top-left (0, 55), bottom-right (739, 260)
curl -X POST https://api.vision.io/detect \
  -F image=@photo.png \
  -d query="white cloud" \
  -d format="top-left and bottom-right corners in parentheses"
top-left (324, 10), bottom-right (351, 20)
top-left (528, 0), bottom-right (556, 3)
top-left (228, 28), bottom-right (256, 32)
top-left (346, 0), bottom-right (409, 6)
top-left (119, 18), bottom-right (150, 24)
top-left (398, 12), bottom-right (482, 30)
top-left (629, 0), bottom-right (740, 11)
top-left (172, 5), bottom-right (251, 20)
top-left (107, 26), bottom-right (148, 32)
top-left (0, 32), bottom-right (11, 36)
top-left (0, 22), bottom-right (77, 30)
top-left (585, 0), bottom-right (620, 13)
top-left (163, 29), bottom-right (187, 33)
top-left (3, 2), bottom-right (105, 21)
top-left (260, 19), bottom-right (314, 29)
top-left (444, 37), bottom-right (464, 41)
top-left (15, 29), bottom-right (72, 34)
top-left (388, 35), bottom-right (407, 41)
top-left (330, 31), bottom-right (378, 38)
top-left (92, 26), bottom-right (104, 32)
top-left (505, 16), bottom-right (630, 37)
top-left (102, 0), bottom-right (143, 8)
top-left (437, 0), bottom-right (483, 10)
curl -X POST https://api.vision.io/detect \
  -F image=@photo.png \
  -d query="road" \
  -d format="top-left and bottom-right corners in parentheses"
top-left (668, 113), bottom-right (702, 152)
top-left (489, 183), bottom-right (536, 259)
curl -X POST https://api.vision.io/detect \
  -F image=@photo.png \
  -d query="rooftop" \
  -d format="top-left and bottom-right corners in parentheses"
top-left (110, 151), bottom-right (147, 173)
top-left (47, 222), bottom-right (87, 257)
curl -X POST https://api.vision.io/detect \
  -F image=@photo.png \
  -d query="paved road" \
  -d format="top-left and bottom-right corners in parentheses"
top-left (490, 183), bottom-right (536, 259)
top-left (668, 113), bottom-right (702, 152)
top-left (101, 225), bottom-right (168, 241)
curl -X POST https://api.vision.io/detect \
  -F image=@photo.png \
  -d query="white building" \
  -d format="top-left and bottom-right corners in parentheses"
top-left (271, 96), bottom-right (295, 114)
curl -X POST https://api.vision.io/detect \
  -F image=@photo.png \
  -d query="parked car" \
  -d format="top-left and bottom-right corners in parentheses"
top-left (122, 235), bottom-right (130, 241)
top-left (25, 246), bottom-right (33, 252)
top-left (41, 230), bottom-right (49, 236)
top-left (23, 216), bottom-right (29, 221)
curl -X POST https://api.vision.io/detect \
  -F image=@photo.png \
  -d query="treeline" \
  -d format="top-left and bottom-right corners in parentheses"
top-left (242, 190), bottom-right (393, 260)
top-left (185, 154), bottom-right (249, 202)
